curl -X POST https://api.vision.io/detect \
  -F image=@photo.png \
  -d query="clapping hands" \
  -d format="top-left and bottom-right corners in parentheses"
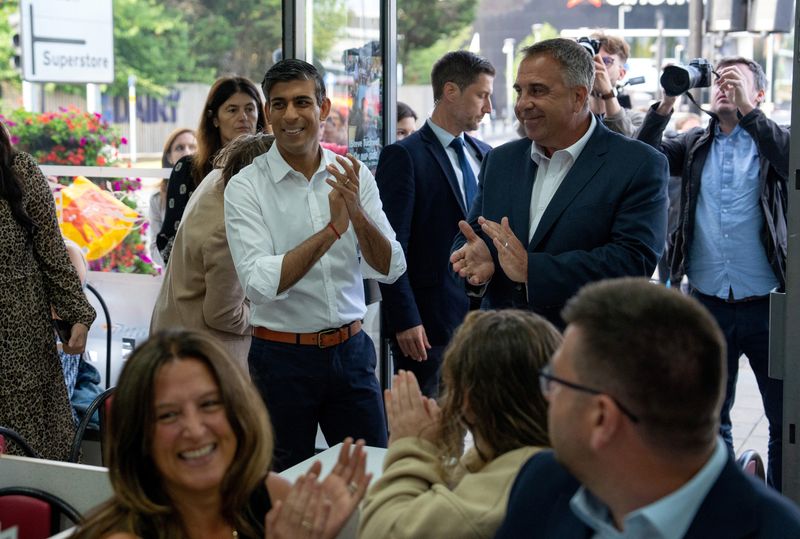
top-left (385, 370), bottom-right (441, 445)
top-left (265, 438), bottom-right (372, 539)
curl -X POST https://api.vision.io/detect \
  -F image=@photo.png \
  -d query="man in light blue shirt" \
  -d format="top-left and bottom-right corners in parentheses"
top-left (637, 57), bottom-right (789, 490)
top-left (496, 278), bottom-right (800, 539)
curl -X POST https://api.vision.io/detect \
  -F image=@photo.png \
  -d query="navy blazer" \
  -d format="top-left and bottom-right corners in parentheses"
top-left (377, 123), bottom-right (491, 344)
top-left (495, 451), bottom-right (800, 538)
top-left (451, 118), bottom-right (668, 328)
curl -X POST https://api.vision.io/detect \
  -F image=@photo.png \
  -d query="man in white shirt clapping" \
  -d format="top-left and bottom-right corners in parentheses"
top-left (225, 59), bottom-right (406, 470)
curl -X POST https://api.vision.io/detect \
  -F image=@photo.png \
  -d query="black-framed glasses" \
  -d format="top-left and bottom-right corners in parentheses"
top-left (538, 365), bottom-right (640, 423)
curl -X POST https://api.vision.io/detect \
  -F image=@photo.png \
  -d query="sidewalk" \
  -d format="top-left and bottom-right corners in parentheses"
top-left (731, 355), bottom-right (770, 459)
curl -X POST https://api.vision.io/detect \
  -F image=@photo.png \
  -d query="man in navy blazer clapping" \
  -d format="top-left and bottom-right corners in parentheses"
top-left (450, 38), bottom-right (668, 328)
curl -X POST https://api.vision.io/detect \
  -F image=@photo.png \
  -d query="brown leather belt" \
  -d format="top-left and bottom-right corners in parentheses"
top-left (252, 320), bottom-right (362, 349)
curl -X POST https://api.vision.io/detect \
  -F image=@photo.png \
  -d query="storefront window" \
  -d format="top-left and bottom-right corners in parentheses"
top-left (309, 0), bottom-right (384, 172)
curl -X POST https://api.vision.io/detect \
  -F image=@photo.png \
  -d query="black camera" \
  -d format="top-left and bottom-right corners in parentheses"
top-left (577, 37), bottom-right (600, 56)
top-left (660, 59), bottom-right (713, 96)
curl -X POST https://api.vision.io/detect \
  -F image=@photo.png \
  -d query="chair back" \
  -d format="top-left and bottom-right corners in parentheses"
top-left (0, 487), bottom-right (81, 539)
top-left (68, 387), bottom-right (116, 464)
top-left (0, 427), bottom-right (40, 458)
top-left (737, 449), bottom-right (766, 483)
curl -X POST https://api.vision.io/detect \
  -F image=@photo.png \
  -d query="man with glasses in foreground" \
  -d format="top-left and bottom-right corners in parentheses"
top-left (496, 277), bottom-right (800, 538)
top-left (588, 32), bottom-right (644, 137)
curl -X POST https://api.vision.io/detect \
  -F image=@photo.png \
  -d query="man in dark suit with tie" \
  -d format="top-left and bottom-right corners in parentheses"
top-left (495, 278), bottom-right (800, 538)
top-left (450, 38), bottom-right (667, 327)
top-left (376, 51), bottom-right (494, 396)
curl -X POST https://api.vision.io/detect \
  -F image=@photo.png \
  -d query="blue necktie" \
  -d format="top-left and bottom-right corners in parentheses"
top-left (450, 137), bottom-right (477, 210)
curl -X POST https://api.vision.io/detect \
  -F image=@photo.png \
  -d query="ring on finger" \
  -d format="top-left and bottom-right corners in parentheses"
top-left (503, 241), bottom-right (509, 248)
top-left (301, 519), bottom-right (313, 530)
top-left (344, 178), bottom-right (351, 186)
top-left (347, 481), bottom-right (359, 495)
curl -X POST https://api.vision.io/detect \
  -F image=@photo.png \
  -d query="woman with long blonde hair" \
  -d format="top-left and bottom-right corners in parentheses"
top-left (359, 309), bottom-right (561, 538)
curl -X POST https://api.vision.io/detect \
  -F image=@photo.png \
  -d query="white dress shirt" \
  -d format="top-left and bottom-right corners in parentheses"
top-left (224, 144), bottom-right (405, 333)
top-left (427, 118), bottom-right (482, 201)
top-left (528, 114), bottom-right (597, 241)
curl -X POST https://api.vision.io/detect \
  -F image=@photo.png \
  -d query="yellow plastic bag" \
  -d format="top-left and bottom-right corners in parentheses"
top-left (59, 176), bottom-right (139, 260)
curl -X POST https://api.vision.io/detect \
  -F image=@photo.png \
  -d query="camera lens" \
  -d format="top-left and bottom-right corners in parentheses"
top-left (661, 65), bottom-right (697, 96)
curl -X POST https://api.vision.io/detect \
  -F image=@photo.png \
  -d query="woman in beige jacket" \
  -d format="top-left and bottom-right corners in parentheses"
top-left (150, 134), bottom-right (274, 369)
top-left (359, 309), bottom-right (561, 538)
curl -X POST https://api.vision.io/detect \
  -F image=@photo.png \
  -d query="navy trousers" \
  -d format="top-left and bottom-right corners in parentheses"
top-left (694, 292), bottom-right (783, 490)
top-left (390, 342), bottom-right (445, 398)
top-left (248, 329), bottom-right (387, 471)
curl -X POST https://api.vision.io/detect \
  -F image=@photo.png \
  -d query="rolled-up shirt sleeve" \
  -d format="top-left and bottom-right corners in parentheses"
top-left (224, 173), bottom-right (289, 304)
top-left (357, 165), bottom-right (406, 283)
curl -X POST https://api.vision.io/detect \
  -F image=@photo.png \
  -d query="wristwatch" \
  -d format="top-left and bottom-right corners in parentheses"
top-left (599, 89), bottom-right (617, 100)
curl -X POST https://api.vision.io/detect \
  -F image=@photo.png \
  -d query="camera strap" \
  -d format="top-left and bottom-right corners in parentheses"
top-left (682, 91), bottom-right (719, 122)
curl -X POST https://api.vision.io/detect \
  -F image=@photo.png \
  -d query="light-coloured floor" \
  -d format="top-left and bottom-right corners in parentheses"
top-left (731, 355), bottom-right (771, 460)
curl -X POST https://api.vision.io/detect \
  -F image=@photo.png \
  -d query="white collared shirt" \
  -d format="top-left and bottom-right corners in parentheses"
top-left (528, 114), bottom-right (597, 241)
top-left (224, 143), bottom-right (405, 333)
top-left (427, 118), bottom-right (481, 202)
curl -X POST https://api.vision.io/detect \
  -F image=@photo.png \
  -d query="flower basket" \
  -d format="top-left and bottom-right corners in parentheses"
top-left (2, 107), bottom-right (157, 275)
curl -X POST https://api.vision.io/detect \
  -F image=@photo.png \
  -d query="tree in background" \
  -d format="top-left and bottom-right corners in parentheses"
top-left (402, 26), bottom-right (474, 85)
top-left (0, 4), bottom-right (17, 84)
top-left (164, 0), bottom-right (346, 82)
top-left (397, 0), bottom-right (478, 69)
top-left (111, 0), bottom-right (214, 96)
top-left (164, 0), bottom-right (283, 82)
top-left (313, 0), bottom-right (347, 65)
top-left (0, 0), bottom-right (213, 96)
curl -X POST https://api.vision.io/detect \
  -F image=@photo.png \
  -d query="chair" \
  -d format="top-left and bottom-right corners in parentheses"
top-left (85, 282), bottom-right (113, 389)
top-left (737, 449), bottom-right (766, 483)
top-left (0, 486), bottom-right (82, 539)
top-left (0, 426), bottom-right (40, 458)
top-left (68, 387), bottom-right (115, 464)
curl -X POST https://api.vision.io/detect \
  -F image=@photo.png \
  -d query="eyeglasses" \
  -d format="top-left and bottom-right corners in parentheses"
top-left (601, 56), bottom-right (616, 67)
top-left (538, 364), bottom-right (640, 423)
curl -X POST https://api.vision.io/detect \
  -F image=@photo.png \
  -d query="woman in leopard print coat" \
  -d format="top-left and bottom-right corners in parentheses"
top-left (0, 122), bottom-right (95, 460)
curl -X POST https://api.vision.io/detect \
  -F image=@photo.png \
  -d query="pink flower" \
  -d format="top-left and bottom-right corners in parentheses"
top-left (10, 136), bottom-right (19, 145)
top-left (120, 136), bottom-right (128, 145)
top-left (79, 137), bottom-right (87, 147)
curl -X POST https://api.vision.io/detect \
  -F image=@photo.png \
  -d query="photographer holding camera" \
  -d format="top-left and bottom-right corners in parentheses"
top-left (581, 33), bottom-right (644, 137)
top-left (638, 57), bottom-right (789, 492)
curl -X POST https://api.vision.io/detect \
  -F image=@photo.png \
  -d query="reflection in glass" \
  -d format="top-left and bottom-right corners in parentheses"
top-left (310, 0), bottom-right (384, 173)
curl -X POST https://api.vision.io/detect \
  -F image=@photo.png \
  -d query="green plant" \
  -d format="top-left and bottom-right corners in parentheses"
top-left (2, 106), bottom-right (126, 166)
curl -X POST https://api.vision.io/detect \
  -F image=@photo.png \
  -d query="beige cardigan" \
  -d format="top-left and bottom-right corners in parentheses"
top-left (358, 437), bottom-right (542, 538)
top-left (150, 170), bottom-right (251, 369)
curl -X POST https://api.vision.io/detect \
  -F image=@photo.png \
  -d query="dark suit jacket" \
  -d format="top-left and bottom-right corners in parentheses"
top-left (495, 451), bottom-right (800, 538)
top-left (377, 123), bottom-right (491, 345)
top-left (451, 118), bottom-right (668, 327)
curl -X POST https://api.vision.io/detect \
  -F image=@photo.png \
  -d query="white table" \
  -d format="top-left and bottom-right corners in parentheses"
top-left (0, 455), bottom-right (112, 515)
top-left (279, 443), bottom-right (387, 483)
top-left (21, 443), bottom-right (387, 538)
top-left (280, 444), bottom-right (387, 539)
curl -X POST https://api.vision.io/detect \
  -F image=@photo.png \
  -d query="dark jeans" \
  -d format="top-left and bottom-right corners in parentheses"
top-left (390, 342), bottom-right (445, 398)
top-left (693, 292), bottom-right (783, 490)
top-left (248, 330), bottom-right (387, 471)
